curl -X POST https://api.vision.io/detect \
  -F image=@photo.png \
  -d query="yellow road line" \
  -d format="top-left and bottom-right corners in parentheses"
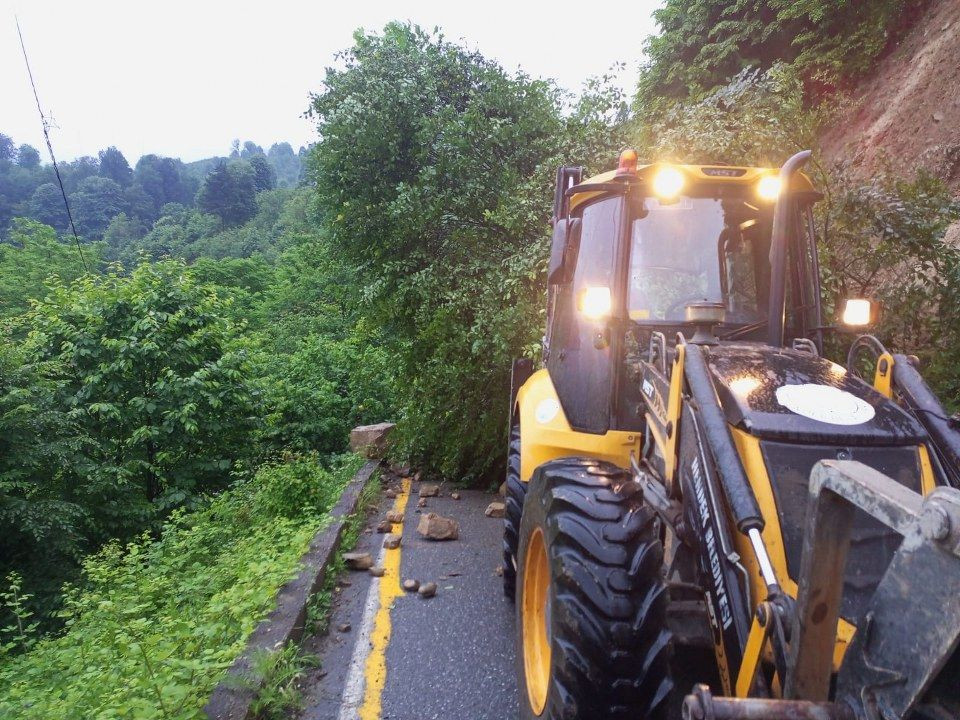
top-left (357, 477), bottom-right (410, 720)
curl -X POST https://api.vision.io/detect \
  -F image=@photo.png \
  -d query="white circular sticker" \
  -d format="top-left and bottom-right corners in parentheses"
top-left (535, 398), bottom-right (561, 424)
top-left (775, 384), bottom-right (875, 426)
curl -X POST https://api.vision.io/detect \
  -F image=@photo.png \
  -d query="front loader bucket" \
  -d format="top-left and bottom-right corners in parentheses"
top-left (788, 460), bottom-right (960, 719)
top-left (683, 460), bottom-right (960, 720)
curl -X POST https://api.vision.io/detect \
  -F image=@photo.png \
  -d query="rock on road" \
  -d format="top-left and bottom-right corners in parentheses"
top-left (298, 484), bottom-right (519, 719)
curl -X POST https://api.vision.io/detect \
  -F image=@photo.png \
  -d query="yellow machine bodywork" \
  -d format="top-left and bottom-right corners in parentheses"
top-left (515, 355), bottom-right (939, 697)
top-left (515, 369), bottom-right (640, 483)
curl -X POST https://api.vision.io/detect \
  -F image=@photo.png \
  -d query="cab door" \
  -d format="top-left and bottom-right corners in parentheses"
top-left (546, 195), bottom-right (625, 434)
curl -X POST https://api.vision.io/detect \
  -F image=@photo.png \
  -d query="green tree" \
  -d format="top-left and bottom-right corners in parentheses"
top-left (16, 144), bottom-right (41, 170)
top-left (0, 219), bottom-right (99, 319)
top-left (69, 176), bottom-right (124, 239)
top-left (267, 142), bottom-right (302, 188)
top-left (28, 182), bottom-right (68, 230)
top-left (196, 161), bottom-right (257, 226)
top-left (133, 155), bottom-right (195, 214)
top-left (101, 212), bottom-right (144, 255)
top-left (0, 341), bottom-right (89, 624)
top-left (241, 140), bottom-right (264, 158)
top-left (24, 261), bottom-right (255, 536)
top-left (249, 154), bottom-right (276, 192)
top-left (0, 135), bottom-right (14, 162)
top-left (97, 146), bottom-right (132, 186)
top-left (307, 23), bottom-right (624, 480)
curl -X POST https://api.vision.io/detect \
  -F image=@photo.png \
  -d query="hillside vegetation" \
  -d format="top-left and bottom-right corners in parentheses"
top-left (2, 3), bottom-right (960, 716)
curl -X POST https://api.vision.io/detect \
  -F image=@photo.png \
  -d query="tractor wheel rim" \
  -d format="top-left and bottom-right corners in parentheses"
top-left (522, 526), bottom-right (551, 715)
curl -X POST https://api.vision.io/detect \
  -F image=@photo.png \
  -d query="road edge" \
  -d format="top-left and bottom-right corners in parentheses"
top-left (205, 459), bottom-right (381, 720)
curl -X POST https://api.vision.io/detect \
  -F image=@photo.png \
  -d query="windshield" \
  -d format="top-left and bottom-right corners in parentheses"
top-left (627, 195), bottom-right (772, 323)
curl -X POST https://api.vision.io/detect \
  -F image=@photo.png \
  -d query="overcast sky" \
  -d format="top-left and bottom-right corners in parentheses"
top-left (1, 1), bottom-right (661, 164)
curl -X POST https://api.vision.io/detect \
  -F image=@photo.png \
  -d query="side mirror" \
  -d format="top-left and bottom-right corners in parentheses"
top-left (547, 218), bottom-right (580, 285)
top-left (841, 298), bottom-right (877, 327)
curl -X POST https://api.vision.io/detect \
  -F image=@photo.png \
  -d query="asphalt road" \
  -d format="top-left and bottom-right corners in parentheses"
top-left (298, 481), bottom-right (519, 720)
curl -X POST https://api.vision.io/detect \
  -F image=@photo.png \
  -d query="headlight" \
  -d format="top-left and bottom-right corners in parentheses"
top-left (652, 167), bottom-right (685, 199)
top-left (578, 286), bottom-right (611, 319)
top-left (757, 175), bottom-right (782, 201)
top-left (842, 298), bottom-right (873, 326)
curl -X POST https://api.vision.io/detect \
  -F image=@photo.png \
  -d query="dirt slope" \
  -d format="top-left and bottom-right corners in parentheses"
top-left (821, 0), bottom-right (960, 193)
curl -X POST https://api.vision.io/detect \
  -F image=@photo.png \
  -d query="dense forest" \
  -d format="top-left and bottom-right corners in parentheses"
top-left (2, 1), bottom-right (960, 716)
top-left (0, 137), bottom-right (305, 260)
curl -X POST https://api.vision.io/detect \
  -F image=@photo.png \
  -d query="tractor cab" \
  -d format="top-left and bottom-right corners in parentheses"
top-left (544, 151), bottom-right (828, 435)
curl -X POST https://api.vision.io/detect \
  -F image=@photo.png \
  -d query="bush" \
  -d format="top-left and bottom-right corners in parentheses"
top-left (1, 260), bottom-right (256, 626)
top-left (0, 453), bottom-right (363, 719)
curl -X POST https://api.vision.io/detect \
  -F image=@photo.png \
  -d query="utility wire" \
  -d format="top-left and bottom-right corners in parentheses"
top-left (15, 16), bottom-right (88, 271)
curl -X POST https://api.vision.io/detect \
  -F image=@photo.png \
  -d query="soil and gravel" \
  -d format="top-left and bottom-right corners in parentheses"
top-left (821, 0), bottom-right (960, 193)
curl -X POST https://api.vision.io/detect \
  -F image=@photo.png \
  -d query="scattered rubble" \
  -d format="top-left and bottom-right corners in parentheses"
top-left (385, 510), bottom-right (404, 523)
top-left (384, 488), bottom-right (398, 499)
top-left (418, 582), bottom-right (437, 598)
top-left (485, 502), bottom-right (506, 518)
top-left (418, 484), bottom-right (440, 498)
top-left (498, 481), bottom-right (507, 497)
top-left (349, 422), bottom-right (395, 458)
top-left (369, 566), bottom-right (385, 577)
top-left (344, 552), bottom-right (374, 570)
top-left (417, 513), bottom-right (460, 540)
top-left (495, 565), bottom-right (503, 576)
top-left (417, 498), bottom-right (428, 508)
top-left (390, 462), bottom-right (411, 476)
top-left (402, 578), bottom-right (420, 592)
top-left (450, 492), bottom-right (461, 500)
top-left (338, 622), bottom-right (352, 633)
top-left (383, 533), bottom-right (402, 550)
top-left (376, 519), bottom-right (393, 533)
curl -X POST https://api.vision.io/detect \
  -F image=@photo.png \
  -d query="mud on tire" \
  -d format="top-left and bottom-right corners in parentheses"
top-left (516, 457), bottom-right (673, 720)
top-left (502, 418), bottom-right (526, 599)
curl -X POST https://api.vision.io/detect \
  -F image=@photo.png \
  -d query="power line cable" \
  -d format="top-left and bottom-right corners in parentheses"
top-left (15, 16), bottom-right (88, 272)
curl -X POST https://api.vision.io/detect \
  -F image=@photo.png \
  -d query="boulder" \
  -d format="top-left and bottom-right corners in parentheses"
top-left (402, 578), bottom-right (420, 592)
top-left (383, 533), bottom-right (402, 550)
top-left (344, 552), bottom-right (373, 571)
top-left (417, 513), bottom-right (460, 541)
top-left (368, 566), bottom-right (385, 577)
top-left (485, 502), bottom-right (506, 519)
top-left (418, 581), bottom-right (437, 598)
top-left (349, 422), bottom-right (395, 458)
top-left (376, 519), bottom-right (393, 533)
top-left (385, 510), bottom-right (404, 523)
top-left (418, 484), bottom-right (440, 498)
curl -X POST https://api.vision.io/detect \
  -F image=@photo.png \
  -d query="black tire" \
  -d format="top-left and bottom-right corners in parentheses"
top-left (502, 417), bottom-right (526, 599)
top-left (516, 457), bottom-right (673, 720)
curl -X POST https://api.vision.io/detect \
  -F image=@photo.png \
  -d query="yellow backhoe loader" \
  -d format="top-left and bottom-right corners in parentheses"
top-left (503, 149), bottom-right (960, 719)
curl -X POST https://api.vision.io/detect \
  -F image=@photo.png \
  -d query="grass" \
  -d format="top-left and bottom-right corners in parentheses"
top-left (0, 453), bottom-right (365, 720)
